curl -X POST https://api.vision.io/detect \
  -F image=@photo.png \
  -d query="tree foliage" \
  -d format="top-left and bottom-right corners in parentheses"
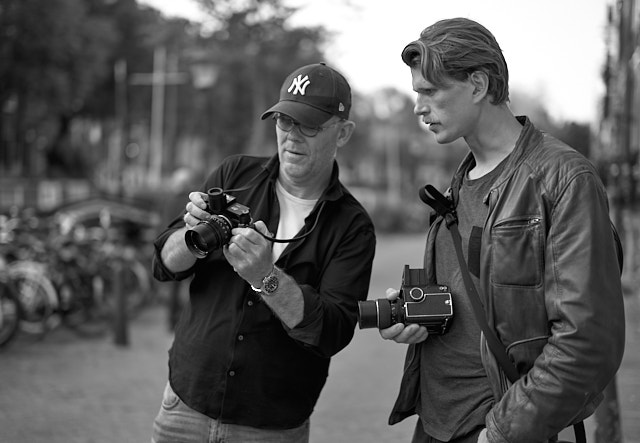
top-left (0, 0), bottom-right (331, 179)
top-left (0, 0), bottom-right (590, 214)
top-left (1, 0), bottom-right (119, 175)
top-left (185, 0), bottom-right (328, 160)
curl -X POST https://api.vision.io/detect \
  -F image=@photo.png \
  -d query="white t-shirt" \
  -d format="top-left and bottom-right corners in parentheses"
top-left (272, 180), bottom-right (317, 261)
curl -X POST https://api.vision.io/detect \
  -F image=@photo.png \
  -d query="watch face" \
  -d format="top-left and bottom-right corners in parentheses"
top-left (262, 274), bottom-right (279, 294)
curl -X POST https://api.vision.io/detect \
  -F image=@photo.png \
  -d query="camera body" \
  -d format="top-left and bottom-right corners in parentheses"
top-left (358, 265), bottom-right (453, 334)
top-left (184, 187), bottom-right (252, 258)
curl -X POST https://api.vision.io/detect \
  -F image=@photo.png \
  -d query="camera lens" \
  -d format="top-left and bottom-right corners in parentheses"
top-left (185, 217), bottom-right (231, 258)
top-left (357, 299), bottom-right (394, 329)
top-left (376, 300), bottom-right (393, 329)
top-left (185, 230), bottom-right (210, 258)
top-left (357, 300), bottom-right (378, 329)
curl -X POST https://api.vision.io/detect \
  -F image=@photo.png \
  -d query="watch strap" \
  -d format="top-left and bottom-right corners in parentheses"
top-left (251, 266), bottom-right (279, 295)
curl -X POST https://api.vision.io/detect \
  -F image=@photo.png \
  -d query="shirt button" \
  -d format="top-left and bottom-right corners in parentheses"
top-left (228, 370), bottom-right (235, 377)
top-left (247, 300), bottom-right (254, 306)
top-left (237, 335), bottom-right (244, 341)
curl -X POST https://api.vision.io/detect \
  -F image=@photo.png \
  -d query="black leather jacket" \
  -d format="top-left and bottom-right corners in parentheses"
top-left (390, 117), bottom-right (625, 443)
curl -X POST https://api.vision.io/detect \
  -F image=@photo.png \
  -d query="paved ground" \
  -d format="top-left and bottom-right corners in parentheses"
top-left (0, 234), bottom-right (638, 443)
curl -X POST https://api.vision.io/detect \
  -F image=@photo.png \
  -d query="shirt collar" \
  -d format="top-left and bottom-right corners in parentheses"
top-left (261, 154), bottom-right (345, 203)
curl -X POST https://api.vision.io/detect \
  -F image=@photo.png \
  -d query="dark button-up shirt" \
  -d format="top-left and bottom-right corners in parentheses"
top-left (153, 154), bottom-right (376, 429)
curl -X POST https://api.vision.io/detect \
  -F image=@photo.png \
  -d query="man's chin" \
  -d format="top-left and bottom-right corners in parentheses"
top-left (281, 163), bottom-right (308, 179)
top-left (433, 132), bottom-right (452, 144)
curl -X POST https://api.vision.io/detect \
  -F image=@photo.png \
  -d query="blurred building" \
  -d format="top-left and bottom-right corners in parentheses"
top-left (596, 0), bottom-right (640, 206)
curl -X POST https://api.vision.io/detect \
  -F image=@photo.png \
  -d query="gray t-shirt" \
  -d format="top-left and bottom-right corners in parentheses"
top-left (417, 158), bottom-right (507, 441)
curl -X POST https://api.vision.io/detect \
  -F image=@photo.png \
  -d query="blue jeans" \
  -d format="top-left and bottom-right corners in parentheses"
top-left (152, 382), bottom-right (310, 443)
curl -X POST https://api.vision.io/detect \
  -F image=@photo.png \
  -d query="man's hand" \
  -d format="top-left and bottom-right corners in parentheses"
top-left (223, 220), bottom-right (273, 287)
top-left (184, 191), bottom-right (211, 228)
top-left (225, 222), bottom-right (304, 328)
top-left (158, 191), bottom-right (207, 272)
top-left (378, 288), bottom-right (429, 344)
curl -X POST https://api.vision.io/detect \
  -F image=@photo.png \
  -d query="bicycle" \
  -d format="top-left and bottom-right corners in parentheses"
top-left (0, 271), bottom-right (21, 348)
top-left (0, 208), bottom-right (155, 341)
top-left (46, 237), bottom-right (110, 338)
top-left (5, 260), bottom-right (61, 336)
top-left (94, 240), bottom-right (152, 319)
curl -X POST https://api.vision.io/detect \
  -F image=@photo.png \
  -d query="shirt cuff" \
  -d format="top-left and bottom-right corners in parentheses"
top-left (283, 284), bottom-right (323, 347)
top-left (152, 228), bottom-right (196, 281)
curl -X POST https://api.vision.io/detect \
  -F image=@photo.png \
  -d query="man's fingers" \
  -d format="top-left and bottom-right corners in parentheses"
top-left (380, 323), bottom-right (428, 344)
top-left (380, 323), bottom-right (404, 340)
top-left (252, 220), bottom-right (272, 237)
top-left (385, 288), bottom-right (400, 300)
top-left (188, 191), bottom-right (208, 210)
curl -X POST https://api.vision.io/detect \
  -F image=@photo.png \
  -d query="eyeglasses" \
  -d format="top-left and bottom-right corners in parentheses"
top-left (273, 113), bottom-right (341, 138)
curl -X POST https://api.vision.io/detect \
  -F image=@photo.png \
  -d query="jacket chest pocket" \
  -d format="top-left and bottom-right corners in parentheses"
top-left (490, 217), bottom-right (543, 287)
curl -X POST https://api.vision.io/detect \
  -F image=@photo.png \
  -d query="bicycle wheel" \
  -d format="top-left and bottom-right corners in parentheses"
top-left (60, 275), bottom-right (110, 338)
top-left (0, 279), bottom-right (21, 348)
top-left (123, 258), bottom-right (151, 312)
top-left (6, 261), bottom-right (60, 335)
top-left (102, 259), bottom-right (151, 318)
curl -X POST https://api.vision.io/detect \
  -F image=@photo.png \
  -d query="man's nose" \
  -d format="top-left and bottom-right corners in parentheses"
top-left (285, 125), bottom-right (305, 140)
top-left (414, 97), bottom-right (430, 116)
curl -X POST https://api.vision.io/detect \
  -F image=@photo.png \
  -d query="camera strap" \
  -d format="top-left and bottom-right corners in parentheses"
top-left (419, 184), bottom-right (519, 382)
top-left (222, 169), bottom-right (327, 245)
top-left (419, 184), bottom-right (586, 443)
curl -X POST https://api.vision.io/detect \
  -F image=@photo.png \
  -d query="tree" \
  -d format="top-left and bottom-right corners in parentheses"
top-left (510, 89), bottom-right (592, 157)
top-left (189, 0), bottom-right (329, 160)
top-left (0, 0), bottom-right (199, 179)
top-left (554, 121), bottom-right (591, 158)
top-left (0, 0), bottom-right (117, 176)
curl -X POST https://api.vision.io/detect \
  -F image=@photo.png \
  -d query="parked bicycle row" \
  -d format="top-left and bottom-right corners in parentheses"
top-left (0, 208), bottom-right (155, 349)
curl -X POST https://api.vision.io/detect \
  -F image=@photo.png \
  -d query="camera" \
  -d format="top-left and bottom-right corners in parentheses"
top-left (184, 187), bottom-right (252, 258)
top-left (357, 265), bottom-right (453, 335)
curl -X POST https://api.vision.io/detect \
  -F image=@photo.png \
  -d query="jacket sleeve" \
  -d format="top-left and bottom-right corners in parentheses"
top-left (285, 224), bottom-right (376, 358)
top-left (486, 170), bottom-right (625, 442)
top-left (151, 160), bottom-right (230, 282)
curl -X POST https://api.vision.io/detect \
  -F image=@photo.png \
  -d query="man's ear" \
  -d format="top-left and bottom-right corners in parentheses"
top-left (469, 71), bottom-right (489, 102)
top-left (336, 120), bottom-right (356, 147)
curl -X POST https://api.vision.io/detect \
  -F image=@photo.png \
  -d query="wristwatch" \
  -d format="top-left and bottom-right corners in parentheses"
top-left (251, 266), bottom-right (279, 295)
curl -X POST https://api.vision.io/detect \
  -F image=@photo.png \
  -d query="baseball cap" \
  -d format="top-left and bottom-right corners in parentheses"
top-left (261, 63), bottom-right (351, 127)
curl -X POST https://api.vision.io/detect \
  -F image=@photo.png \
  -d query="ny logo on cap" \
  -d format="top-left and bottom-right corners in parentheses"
top-left (288, 74), bottom-right (311, 95)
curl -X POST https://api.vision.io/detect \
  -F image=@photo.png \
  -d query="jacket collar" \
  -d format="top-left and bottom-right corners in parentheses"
top-left (450, 116), bottom-right (541, 203)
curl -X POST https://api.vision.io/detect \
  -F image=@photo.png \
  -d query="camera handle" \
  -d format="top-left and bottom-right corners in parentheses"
top-left (419, 184), bottom-right (586, 443)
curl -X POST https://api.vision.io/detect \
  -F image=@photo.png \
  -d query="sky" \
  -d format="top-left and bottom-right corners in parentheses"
top-left (139, 0), bottom-right (612, 124)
